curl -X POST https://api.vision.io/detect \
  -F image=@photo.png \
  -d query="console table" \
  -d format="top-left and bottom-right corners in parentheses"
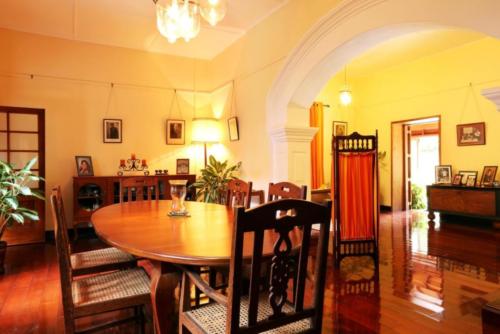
top-left (73, 175), bottom-right (196, 231)
top-left (426, 184), bottom-right (500, 225)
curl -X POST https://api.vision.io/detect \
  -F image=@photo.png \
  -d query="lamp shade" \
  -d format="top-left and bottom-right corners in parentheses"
top-left (191, 118), bottom-right (221, 143)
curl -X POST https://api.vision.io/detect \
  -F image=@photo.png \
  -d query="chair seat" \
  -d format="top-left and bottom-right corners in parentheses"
top-left (70, 247), bottom-right (136, 274)
top-left (185, 295), bottom-right (311, 334)
top-left (72, 267), bottom-right (150, 317)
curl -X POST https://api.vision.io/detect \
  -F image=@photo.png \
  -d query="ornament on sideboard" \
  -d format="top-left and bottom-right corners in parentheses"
top-left (155, 170), bottom-right (169, 175)
top-left (117, 153), bottom-right (149, 176)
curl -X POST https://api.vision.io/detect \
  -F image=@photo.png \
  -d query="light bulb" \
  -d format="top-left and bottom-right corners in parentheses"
top-left (339, 90), bottom-right (352, 106)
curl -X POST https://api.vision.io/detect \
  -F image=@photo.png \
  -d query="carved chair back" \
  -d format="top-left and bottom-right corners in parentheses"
top-left (267, 182), bottom-right (307, 202)
top-left (50, 187), bottom-right (75, 327)
top-left (227, 199), bottom-right (332, 333)
top-left (119, 177), bottom-right (159, 202)
top-left (225, 178), bottom-right (252, 209)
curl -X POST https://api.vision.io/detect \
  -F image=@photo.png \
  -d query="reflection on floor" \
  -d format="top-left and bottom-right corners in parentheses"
top-left (0, 211), bottom-right (498, 333)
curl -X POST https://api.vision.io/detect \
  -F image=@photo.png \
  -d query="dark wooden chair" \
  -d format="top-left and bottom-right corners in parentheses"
top-left (225, 178), bottom-right (253, 208)
top-left (268, 181), bottom-right (307, 201)
top-left (50, 189), bottom-right (151, 334)
top-left (120, 177), bottom-right (159, 202)
top-left (179, 199), bottom-right (332, 334)
top-left (52, 186), bottom-right (137, 276)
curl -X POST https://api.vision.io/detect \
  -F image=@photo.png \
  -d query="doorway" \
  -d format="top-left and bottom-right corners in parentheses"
top-left (391, 116), bottom-right (440, 211)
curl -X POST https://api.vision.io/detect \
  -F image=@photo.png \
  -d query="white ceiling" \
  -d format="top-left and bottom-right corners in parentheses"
top-left (0, 0), bottom-right (288, 60)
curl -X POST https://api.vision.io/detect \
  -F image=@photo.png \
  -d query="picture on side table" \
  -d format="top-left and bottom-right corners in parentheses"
top-left (176, 159), bottom-right (190, 174)
top-left (333, 121), bottom-right (348, 137)
top-left (75, 156), bottom-right (94, 176)
top-left (480, 166), bottom-right (498, 186)
top-left (452, 174), bottom-right (462, 186)
top-left (456, 122), bottom-right (485, 146)
top-left (103, 119), bottom-right (122, 143)
top-left (166, 119), bottom-right (185, 145)
top-left (435, 165), bottom-right (452, 184)
top-left (458, 170), bottom-right (478, 186)
top-left (466, 175), bottom-right (477, 187)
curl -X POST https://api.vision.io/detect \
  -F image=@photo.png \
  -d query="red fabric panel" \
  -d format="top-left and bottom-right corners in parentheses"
top-left (338, 152), bottom-right (375, 240)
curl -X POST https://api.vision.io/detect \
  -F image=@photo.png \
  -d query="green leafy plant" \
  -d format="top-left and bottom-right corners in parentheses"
top-left (0, 157), bottom-right (44, 238)
top-left (411, 184), bottom-right (426, 210)
top-left (191, 155), bottom-right (241, 204)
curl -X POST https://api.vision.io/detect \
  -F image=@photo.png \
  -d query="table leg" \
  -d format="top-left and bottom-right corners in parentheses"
top-left (150, 261), bottom-right (180, 334)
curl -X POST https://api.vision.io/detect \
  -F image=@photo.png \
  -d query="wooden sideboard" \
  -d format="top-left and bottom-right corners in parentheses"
top-left (73, 175), bottom-right (196, 227)
top-left (427, 184), bottom-right (500, 224)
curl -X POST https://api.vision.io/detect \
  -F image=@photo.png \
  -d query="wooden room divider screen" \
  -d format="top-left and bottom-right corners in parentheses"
top-left (332, 131), bottom-right (380, 267)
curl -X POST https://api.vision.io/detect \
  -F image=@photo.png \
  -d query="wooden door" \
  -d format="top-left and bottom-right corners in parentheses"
top-left (0, 107), bottom-right (45, 245)
top-left (391, 123), bottom-right (404, 211)
top-left (403, 125), bottom-right (412, 211)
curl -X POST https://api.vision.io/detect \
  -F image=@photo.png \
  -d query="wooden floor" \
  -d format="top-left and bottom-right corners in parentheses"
top-left (0, 211), bottom-right (498, 333)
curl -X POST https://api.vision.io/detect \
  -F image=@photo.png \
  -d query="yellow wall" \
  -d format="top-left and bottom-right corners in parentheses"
top-left (0, 28), bottom-right (224, 229)
top-left (318, 37), bottom-right (500, 206)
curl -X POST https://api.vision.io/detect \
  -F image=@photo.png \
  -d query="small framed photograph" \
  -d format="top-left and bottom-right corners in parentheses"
top-left (458, 171), bottom-right (478, 186)
top-left (75, 156), bottom-right (94, 176)
top-left (176, 159), bottom-right (189, 174)
top-left (103, 119), bottom-right (122, 143)
top-left (228, 117), bottom-right (239, 141)
top-left (166, 119), bottom-right (185, 145)
top-left (466, 175), bottom-right (477, 187)
top-left (333, 121), bottom-right (348, 137)
top-left (452, 174), bottom-right (462, 186)
top-left (480, 166), bottom-right (498, 186)
top-left (456, 122), bottom-right (485, 146)
top-left (435, 165), bottom-right (452, 184)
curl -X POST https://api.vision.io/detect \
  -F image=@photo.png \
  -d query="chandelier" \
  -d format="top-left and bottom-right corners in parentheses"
top-left (153, 0), bottom-right (228, 43)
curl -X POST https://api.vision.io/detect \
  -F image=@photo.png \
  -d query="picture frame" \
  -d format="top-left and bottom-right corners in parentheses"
top-left (480, 166), bottom-right (498, 186)
top-left (458, 170), bottom-right (478, 186)
top-left (452, 174), bottom-right (462, 186)
top-left (333, 121), bottom-right (348, 137)
top-left (166, 119), bottom-right (185, 145)
top-left (228, 117), bottom-right (239, 141)
top-left (456, 122), bottom-right (485, 146)
top-left (435, 165), bottom-right (452, 184)
top-left (466, 175), bottom-right (477, 187)
top-left (176, 159), bottom-right (189, 174)
top-left (75, 156), bottom-right (94, 176)
top-left (103, 119), bottom-right (122, 143)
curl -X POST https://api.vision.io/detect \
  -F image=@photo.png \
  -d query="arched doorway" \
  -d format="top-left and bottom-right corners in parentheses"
top-left (266, 0), bottom-right (500, 190)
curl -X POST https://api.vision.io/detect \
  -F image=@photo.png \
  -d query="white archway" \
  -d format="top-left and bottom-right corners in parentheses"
top-left (267, 0), bottom-right (500, 185)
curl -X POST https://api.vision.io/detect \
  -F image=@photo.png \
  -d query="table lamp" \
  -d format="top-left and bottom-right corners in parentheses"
top-left (191, 118), bottom-right (221, 166)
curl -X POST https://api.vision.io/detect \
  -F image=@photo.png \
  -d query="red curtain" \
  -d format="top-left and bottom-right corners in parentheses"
top-left (310, 102), bottom-right (324, 189)
top-left (338, 152), bottom-right (375, 240)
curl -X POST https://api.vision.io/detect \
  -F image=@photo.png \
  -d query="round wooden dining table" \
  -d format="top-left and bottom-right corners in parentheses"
top-left (91, 200), bottom-right (302, 334)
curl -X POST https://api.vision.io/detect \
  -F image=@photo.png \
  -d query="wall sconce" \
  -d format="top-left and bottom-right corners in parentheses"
top-left (191, 118), bottom-right (221, 166)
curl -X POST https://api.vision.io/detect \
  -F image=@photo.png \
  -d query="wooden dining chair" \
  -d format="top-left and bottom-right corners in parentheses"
top-left (52, 186), bottom-right (137, 276)
top-left (268, 181), bottom-right (307, 201)
top-left (225, 178), bottom-right (253, 208)
top-left (50, 189), bottom-right (151, 334)
top-left (120, 177), bottom-right (159, 202)
top-left (179, 199), bottom-right (332, 334)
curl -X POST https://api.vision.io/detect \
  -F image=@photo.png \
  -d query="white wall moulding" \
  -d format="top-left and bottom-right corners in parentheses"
top-left (481, 87), bottom-right (500, 111)
top-left (269, 126), bottom-right (318, 143)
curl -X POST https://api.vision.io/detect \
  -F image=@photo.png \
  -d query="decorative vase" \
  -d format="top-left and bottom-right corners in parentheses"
top-left (170, 180), bottom-right (188, 214)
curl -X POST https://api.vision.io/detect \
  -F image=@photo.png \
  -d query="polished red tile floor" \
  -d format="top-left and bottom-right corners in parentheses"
top-left (0, 211), bottom-right (498, 333)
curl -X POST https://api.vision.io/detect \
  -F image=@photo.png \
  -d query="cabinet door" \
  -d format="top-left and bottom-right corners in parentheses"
top-left (0, 107), bottom-right (45, 245)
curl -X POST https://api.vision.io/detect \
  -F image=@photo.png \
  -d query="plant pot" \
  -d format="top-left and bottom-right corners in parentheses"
top-left (0, 240), bottom-right (6, 274)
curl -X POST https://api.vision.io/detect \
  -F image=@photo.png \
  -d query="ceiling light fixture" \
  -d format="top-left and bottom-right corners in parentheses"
top-left (153, 0), bottom-right (227, 43)
top-left (339, 67), bottom-right (352, 106)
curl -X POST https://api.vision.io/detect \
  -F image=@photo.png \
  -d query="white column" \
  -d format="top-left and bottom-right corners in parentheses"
top-left (269, 126), bottom-right (318, 191)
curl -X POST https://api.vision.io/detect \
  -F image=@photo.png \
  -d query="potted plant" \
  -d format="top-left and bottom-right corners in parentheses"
top-left (191, 155), bottom-right (241, 204)
top-left (0, 157), bottom-right (44, 274)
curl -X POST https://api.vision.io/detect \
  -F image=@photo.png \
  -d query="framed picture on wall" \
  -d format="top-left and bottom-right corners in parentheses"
top-left (166, 119), bottom-right (185, 145)
top-left (456, 122), bottom-right (485, 146)
top-left (176, 159), bottom-right (190, 174)
top-left (333, 121), bottom-right (348, 137)
top-left (435, 165), bottom-right (452, 184)
top-left (228, 117), bottom-right (239, 141)
top-left (103, 119), bottom-right (122, 143)
top-left (458, 170), bottom-right (478, 185)
top-left (480, 166), bottom-right (497, 186)
top-left (75, 156), bottom-right (94, 176)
